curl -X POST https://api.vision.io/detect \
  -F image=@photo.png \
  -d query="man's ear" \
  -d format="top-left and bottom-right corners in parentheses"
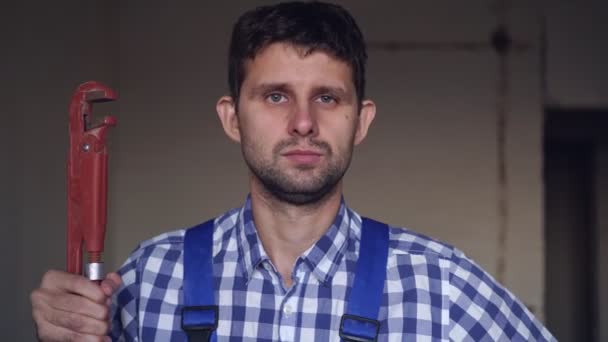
top-left (354, 99), bottom-right (376, 145)
top-left (216, 96), bottom-right (241, 143)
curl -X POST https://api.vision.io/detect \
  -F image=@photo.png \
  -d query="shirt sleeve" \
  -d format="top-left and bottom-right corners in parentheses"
top-left (448, 250), bottom-right (556, 341)
top-left (110, 247), bottom-right (143, 342)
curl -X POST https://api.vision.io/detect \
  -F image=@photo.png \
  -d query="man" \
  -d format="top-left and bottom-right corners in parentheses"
top-left (31, 2), bottom-right (555, 341)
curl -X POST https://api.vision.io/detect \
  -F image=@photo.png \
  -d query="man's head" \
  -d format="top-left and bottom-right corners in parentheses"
top-left (228, 1), bottom-right (367, 105)
top-left (217, 2), bottom-right (375, 206)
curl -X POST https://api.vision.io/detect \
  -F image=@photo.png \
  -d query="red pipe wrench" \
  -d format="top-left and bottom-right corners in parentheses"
top-left (67, 81), bottom-right (117, 280)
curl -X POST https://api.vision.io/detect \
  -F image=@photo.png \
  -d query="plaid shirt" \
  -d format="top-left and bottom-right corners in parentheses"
top-left (110, 198), bottom-right (555, 341)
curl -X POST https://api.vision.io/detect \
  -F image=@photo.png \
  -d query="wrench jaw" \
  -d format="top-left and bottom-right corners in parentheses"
top-left (67, 81), bottom-right (117, 280)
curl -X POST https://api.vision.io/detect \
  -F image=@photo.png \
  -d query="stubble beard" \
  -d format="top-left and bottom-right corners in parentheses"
top-left (243, 137), bottom-right (352, 206)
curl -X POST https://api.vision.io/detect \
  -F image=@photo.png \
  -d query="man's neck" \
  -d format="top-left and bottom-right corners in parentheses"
top-left (249, 180), bottom-right (343, 287)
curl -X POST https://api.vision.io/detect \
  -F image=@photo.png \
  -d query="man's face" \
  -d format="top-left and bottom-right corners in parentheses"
top-left (218, 43), bottom-right (375, 205)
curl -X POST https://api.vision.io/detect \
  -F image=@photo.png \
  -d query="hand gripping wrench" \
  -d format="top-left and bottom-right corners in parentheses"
top-left (67, 81), bottom-right (117, 280)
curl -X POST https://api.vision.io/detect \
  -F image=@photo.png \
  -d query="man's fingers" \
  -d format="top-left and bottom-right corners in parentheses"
top-left (36, 319), bottom-right (110, 342)
top-left (100, 272), bottom-right (122, 297)
top-left (47, 306), bottom-right (110, 336)
top-left (41, 270), bottom-right (107, 303)
top-left (32, 270), bottom-right (114, 342)
top-left (33, 296), bottom-right (111, 341)
top-left (51, 291), bottom-right (110, 321)
top-left (34, 287), bottom-right (110, 322)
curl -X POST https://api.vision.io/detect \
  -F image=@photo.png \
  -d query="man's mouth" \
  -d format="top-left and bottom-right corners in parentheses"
top-left (282, 149), bottom-right (323, 164)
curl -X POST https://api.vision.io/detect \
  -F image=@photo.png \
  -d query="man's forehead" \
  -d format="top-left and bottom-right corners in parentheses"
top-left (241, 42), bottom-right (355, 89)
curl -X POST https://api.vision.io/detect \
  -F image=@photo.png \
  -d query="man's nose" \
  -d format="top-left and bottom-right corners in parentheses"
top-left (287, 103), bottom-right (318, 137)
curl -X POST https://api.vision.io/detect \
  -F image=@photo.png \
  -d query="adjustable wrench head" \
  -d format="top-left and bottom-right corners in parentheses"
top-left (69, 81), bottom-right (117, 134)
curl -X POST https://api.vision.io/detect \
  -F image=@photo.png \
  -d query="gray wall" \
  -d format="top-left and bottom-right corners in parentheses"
top-left (4, 2), bottom-right (118, 340)
top-left (545, 0), bottom-right (608, 106)
top-left (3, 1), bottom-right (606, 340)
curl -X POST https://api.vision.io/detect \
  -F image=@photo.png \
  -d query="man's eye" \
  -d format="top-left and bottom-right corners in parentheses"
top-left (316, 95), bottom-right (336, 104)
top-left (267, 93), bottom-right (287, 103)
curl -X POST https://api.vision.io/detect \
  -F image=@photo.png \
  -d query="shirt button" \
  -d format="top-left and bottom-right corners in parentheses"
top-left (283, 304), bottom-right (293, 316)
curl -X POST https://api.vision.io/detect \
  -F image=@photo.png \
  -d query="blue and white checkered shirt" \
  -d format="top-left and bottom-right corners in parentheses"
top-left (110, 197), bottom-right (555, 341)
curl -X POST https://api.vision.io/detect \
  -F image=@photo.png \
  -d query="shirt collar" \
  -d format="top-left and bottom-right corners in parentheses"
top-left (235, 197), bottom-right (269, 282)
top-left (235, 195), bottom-right (354, 285)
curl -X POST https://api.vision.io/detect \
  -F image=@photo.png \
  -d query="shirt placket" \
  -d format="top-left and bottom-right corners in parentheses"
top-left (277, 266), bottom-right (307, 342)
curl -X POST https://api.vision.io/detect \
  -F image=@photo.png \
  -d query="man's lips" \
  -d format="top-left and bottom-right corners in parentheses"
top-left (282, 149), bottom-right (323, 164)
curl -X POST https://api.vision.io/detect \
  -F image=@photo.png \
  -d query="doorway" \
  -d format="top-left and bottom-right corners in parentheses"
top-left (544, 108), bottom-right (608, 342)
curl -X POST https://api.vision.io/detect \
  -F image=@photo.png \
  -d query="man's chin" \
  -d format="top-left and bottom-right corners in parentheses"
top-left (262, 177), bottom-right (340, 206)
top-left (247, 160), bottom-right (344, 205)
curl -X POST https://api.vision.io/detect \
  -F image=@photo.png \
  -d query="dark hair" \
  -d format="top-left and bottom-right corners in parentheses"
top-left (228, 1), bottom-right (367, 103)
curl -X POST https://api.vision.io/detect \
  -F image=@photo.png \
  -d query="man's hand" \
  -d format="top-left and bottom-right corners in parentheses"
top-left (31, 270), bottom-right (122, 342)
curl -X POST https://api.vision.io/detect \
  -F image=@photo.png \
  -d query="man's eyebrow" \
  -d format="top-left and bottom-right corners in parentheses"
top-left (312, 85), bottom-right (348, 97)
top-left (249, 83), bottom-right (291, 97)
top-left (247, 83), bottom-right (351, 99)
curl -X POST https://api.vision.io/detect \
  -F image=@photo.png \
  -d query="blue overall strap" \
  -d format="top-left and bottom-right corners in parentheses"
top-left (182, 219), bottom-right (218, 342)
top-left (340, 217), bottom-right (390, 342)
